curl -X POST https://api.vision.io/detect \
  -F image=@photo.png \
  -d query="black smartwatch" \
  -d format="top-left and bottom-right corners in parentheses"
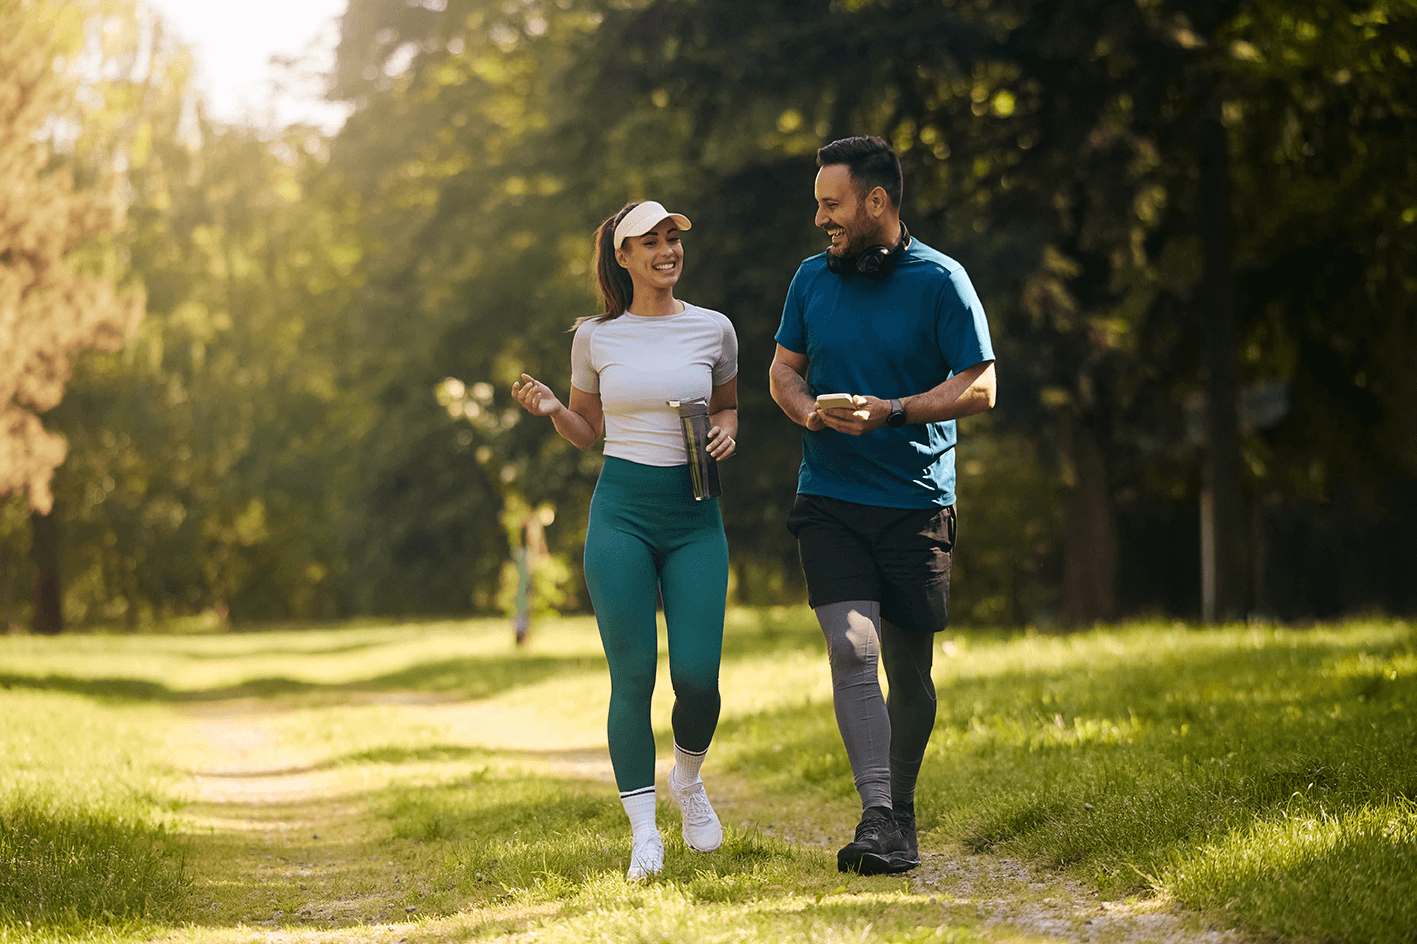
top-left (886, 398), bottom-right (907, 428)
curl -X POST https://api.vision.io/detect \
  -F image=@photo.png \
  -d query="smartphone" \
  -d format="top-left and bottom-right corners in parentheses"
top-left (815, 393), bottom-right (858, 411)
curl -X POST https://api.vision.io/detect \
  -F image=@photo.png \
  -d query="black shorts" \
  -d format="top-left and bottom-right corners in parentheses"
top-left (785, 493), bottom-right (955, 634)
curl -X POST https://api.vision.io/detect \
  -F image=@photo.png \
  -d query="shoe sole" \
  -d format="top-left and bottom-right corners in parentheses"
top-left (837, 849), bottom-right (913, 875)
top-left (887, 851), bottom-right (921, 871)
top-left (833, 844), bottom-right (901, 873)
top-left (684, 834), bottom-right (721, 853)
top-left (678, 815), bottom-right (722, 853)
top-left (626, 857), bottom-right (664, 880)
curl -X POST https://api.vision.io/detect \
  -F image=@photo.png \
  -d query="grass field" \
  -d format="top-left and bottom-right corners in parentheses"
top-left (1, 610), bottom-right (1413, 943)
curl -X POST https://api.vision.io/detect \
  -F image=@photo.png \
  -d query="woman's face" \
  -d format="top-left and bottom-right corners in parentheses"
top-left (615, 219), bottom-right (683, 292)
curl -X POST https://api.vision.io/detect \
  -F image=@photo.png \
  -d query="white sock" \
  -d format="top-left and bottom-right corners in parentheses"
top-left (619, 787), bottom-right (658, 842)
top-left (673, 742), bottom-right (707, 784)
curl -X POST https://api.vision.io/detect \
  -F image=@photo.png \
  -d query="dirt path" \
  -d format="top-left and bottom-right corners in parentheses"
top-left (169, 699), bottom-right (1247, 943)
top-left (172, 706), bottom-right (380, 929)
top-left (908, 850), bottom-right (1242, 943)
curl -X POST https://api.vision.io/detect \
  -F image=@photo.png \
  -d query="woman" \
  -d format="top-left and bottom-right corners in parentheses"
top-left (512, 201), bottom-right (738, 881)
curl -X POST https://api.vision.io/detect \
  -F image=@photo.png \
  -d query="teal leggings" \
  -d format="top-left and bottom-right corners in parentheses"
top-left (583, 456), bottom-right (728, 792)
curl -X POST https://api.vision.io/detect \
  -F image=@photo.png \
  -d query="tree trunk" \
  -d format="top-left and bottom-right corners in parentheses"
top-left (0, 535), bottom-right (13, 634)
top-left (1059, 413), bottom-right (1115, 625)
top-left (1197, 103), bottom-right (1248, 622)
top-left (31, 504), bottom-right (63, 634)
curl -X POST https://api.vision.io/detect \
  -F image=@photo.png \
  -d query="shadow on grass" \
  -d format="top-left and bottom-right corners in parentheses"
top-left (0, 613), bottom-right (824, 707)
top-left (173, 640), bottom-right (395, 661)
top-left (0, 652), bottom-right (610, 705)
top-left (185, 745), bottom-right (501, 780)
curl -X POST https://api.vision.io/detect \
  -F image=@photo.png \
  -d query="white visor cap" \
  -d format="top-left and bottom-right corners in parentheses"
top-left (614, 201), bottom-right (692, 245)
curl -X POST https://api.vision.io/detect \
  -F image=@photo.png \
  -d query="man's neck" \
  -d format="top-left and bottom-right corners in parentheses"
top-left (875, 215), bottom-right (904, 250)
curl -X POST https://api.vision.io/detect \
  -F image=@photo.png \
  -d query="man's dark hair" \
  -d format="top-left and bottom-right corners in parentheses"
top-left (817, 136), bottom-right (902, 208)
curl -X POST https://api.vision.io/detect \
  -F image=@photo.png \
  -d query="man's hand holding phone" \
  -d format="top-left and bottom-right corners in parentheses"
top-left (814, 393), bottom-right (861, 412)
top-left (813, 392), bottom-right (884, 435)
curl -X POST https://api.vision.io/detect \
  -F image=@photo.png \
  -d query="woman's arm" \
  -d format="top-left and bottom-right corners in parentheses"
top-left (512, 373), bottom-right (604, 451)
top-left (707, 376), bottom-right (738, 459)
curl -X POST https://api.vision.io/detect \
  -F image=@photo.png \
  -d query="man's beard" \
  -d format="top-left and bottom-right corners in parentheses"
top-left (833, 214), bottom-right (878, 257)
top-left (830, 206), bottom-right (881, 258)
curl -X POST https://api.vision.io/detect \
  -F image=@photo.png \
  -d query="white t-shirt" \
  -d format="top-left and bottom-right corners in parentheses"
top-left (571, 302), bottom-right (738, 466)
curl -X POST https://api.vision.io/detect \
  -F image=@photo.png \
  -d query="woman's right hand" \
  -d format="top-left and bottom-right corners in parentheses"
top-left (512, 373), bottom-right (563, 417)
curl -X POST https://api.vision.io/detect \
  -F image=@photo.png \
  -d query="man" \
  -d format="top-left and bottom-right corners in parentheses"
top-left (769, 136), bottom-right (996, 875)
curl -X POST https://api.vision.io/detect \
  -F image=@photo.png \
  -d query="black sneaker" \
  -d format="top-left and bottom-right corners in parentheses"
top-left (889, 806), bottom-right (921, 871)
top-left (837, 806), bottom-right (911, 875)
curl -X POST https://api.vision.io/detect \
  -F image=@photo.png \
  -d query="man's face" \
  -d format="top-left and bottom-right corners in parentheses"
top-left (814, 163), bottom-right (878, 258)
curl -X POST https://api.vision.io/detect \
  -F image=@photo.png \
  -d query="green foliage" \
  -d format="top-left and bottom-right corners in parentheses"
top-left (10, 0), bottom-right (1417, 629)
top-left (950, 421), bottom-right (1060, 625)
top-left (538, 0), bottom-right (1417, 620)
top-left (22, 2), bottom-right (369, 626)
top-left (320, 0), bottom-right (622, 615)
top-left (0, 0), bottom-right (143, 518)
top-left (55, 121), bottom-right (366, 624)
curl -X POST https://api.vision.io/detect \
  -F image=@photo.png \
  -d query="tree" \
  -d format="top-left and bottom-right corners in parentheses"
top-left (0, 0), bottom-right (142, 632)
top-left (0, 0), bottom-right (142, 517)
top-left (55, 121), bottom-right (367, 625)
top-left (15, 0), bottom-right (373, 628)
top-left (22, 0), bottom-right (1399, 628)
top-left (547, 0), bottom-right (1417, 624)
top-left (325, 0), bottom-right (618, 614)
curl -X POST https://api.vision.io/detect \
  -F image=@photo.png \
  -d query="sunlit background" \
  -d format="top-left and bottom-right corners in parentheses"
top-left (4, 9), bottom-right (1415, 940)
top-left (4, 0), bottom-right (1416, 634)
top-left (143, 0), bottom-right (350, 132)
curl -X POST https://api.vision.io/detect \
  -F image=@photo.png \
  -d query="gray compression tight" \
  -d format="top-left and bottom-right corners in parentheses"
top-left (816, 601), bottom-right (937, 811)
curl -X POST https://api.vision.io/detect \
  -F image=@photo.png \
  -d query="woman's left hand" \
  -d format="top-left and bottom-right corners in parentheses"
top-left (706, 425), bottom-right (736, 460)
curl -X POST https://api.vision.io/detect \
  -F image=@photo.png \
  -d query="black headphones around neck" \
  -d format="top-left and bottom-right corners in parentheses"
top-left (825, 222), bottom-right (911, 280)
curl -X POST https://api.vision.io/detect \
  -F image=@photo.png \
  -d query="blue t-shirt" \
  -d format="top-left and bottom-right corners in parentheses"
top-left (775, 238), bottom-right (995, 509)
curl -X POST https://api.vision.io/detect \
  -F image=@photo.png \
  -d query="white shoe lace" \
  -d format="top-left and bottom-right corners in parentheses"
top-left (676, 784), bottom-right (716, 826)
top-left (670, 770), bottom-right (722, 851)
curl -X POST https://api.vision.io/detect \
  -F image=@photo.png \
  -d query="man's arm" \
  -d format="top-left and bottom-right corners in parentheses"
top-left (815, 360), bottom-right (997, 436)
top-left (901, 359), bottom-right (996, 424)
top-left (769, 344), bottom-right (826, 431)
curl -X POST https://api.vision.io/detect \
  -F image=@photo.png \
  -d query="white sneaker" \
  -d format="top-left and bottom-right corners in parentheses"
top-left (625, 831), bottom-right (664, 881)
top-left (668, 766), bottom-right (723, 852)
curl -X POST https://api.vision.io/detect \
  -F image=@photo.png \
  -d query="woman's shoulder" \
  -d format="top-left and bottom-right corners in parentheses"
top-left (680, 302), bottom-right (735, 332)
top-left (572, 316), bottom-right (611, 347)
